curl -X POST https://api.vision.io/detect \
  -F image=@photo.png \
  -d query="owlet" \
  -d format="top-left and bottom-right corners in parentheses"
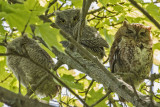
top-left (6, 35), bottom-right (60, 98)
top-left (55, 9), bottom-right (109, 60)
top-left (109, 21), bottom-right (153, 87)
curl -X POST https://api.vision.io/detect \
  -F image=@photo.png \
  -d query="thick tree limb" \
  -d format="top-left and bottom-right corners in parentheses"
top-left (0, 86), bottom-right (54, 107)
top-left (52, 46), bottom-right (160, 107)
top-left (128, 0), bottom-right (160, 29)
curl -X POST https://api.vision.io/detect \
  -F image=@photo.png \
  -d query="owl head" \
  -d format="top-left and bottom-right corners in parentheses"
top-left (55, 9), bottom-right (81, 35)
top-left (7, 34), bottom-right (35, 55)
top-left (116, 21), bottom-right (152, 43)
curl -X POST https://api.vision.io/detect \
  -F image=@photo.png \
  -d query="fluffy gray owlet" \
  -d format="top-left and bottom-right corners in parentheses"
top-left (55, 9), bottom-right (109, 60)
top-left (6, 35), bottom-right (60, 98)
top-left (109, 21), bottom-right (153, 87)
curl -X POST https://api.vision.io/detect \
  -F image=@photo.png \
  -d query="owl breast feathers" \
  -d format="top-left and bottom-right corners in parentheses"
top-left (55, 9), bottom-right (109, 60)
top-left (109, 21), bottom-right (153, 87)
top-left (6, 35), bottom-right (60, 98)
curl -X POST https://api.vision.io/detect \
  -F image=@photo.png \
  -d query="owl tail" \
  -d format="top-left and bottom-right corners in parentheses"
top-left (35, 76), bottom-right (61, 98)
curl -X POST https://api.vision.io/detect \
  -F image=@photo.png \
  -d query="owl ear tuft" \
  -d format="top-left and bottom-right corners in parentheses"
top-left (146, 26), bottom-right (151, 31)
top-left (123, 20), bottom-right (129, 26)
top-left (55, 11), bottom-right (61, 16)
top-left (22, 33), bottom-right (28, 37)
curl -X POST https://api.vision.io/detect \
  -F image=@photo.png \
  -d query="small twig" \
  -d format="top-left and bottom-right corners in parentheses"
top-left (0, 53), bottom-right (13, 56)
top-left (84, 80), bottom-right (95, 101)
top-left (150, 77), bottom-right (154, 107)
top-left (154, 94), bottom-right (160, 101)
top-left (18, 75), bottom-right (21, 94)
top-left (22, 2), bottom-right (38, 35)
top-left (59, 100), bottom-right (75, 107)
top-left (52, 60), bottom-right (64, 71)
top-left (87, 6), bottom-right (105, 14)
top-left (75, 75), bottom-right (87, 83)
top-left (58, 1), bottom-right (66, 10)
top-left (0, 43), bottom-right (6, 47)
top-left (90, 89), bottom-right (112, 107)
top-left (45, 0), bottom-right (57, 16)
top-left (130, 79), bottom-right (140, 101)
top-left (149, 73), bottom-right (160, 80)
top-left (0, 73), bottom-right (13, 83)
top-left (128, 0), bottom-right (160, 29)
top-left (103, 57), bottom-right (109, 64)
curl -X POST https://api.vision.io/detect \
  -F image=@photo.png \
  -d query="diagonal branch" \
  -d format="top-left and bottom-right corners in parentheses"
top-left (2, 50), bottom-right (89, 106)
top-left (51, 39), bottom-right (160, 107)
top-left (0, 86), bottom-right (54, 107)
top-left (90, 90), bottom-right (112, 107)
top-left (128, 0), bottom-right (160, 29)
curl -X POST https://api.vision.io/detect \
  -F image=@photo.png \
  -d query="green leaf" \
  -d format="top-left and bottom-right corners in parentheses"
top-left (153, 43), bottom-right (160, 50)
top-left (113, 5), bottom-right (123, 12)
top-left (71, 0), bottom-right (83, 7)
top-left (60, 74), bottom-right (83, 90)
top-left (0, 102), bottom-right (3, 107)
top-left (36, 23), bottom-right (65, 52)
top-left (102, 28), bottom-right (114, 46)
top-left (5, 10), bottom-right (30, 32)
top-left (146, 3), bottom-right (160, 21)
top-left (99, 0), bottom-right (121, 5)
top-left (0, 20), bottom-right (6, 35)
top-left (86, 88), bottom-right (108, 107)
top-left (157, 89), bottom-right (160, 93)
top-left (0, 46), bottom-right (6, 73)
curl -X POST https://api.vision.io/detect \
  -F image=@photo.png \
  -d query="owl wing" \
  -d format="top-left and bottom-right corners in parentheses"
top-left (81, 26), bottom-right (109, 48)
top-left (109, 37), bottom-right (122, 73)
top-left (80, 37), bottom-right (109, 48)
top-left (24, 41), bottom-right (54, 70)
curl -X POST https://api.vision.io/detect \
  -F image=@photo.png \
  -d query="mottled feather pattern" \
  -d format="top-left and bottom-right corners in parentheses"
top-left (109, 21), bottom-right (153, 87)
top-left (7, 36), bottom-right (60, 98)
top-left (55, 9), bottom-right (109, 60)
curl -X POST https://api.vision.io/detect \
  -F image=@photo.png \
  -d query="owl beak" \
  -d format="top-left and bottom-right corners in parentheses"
top-left (69, 24), bottom-right (71, 27)
top-left (134, 36), bottom-right (138, 41)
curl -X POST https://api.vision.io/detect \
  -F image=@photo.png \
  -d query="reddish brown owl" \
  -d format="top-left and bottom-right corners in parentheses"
top-left (109, 21), bottom-right (153, 87)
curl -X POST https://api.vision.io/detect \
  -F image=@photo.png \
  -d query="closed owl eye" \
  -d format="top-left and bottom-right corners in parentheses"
top-left (60, 18), bottom-right (65, 23)
top-left (126, 29), bottom-right (133, 34)
top-left (73, 15), bottom-right (79, 21)
top-left (140, 32), bottom-right (145, 36)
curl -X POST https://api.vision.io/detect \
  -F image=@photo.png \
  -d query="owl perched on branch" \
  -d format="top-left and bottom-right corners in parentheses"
top-left (55, 9), bottom-right (109, 60)
top-left (6, 35), bottom-right (60, 98)
top-left (109, 21), bottom-right (153, 87)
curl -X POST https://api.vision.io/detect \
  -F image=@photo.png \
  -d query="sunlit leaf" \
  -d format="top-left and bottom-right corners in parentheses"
top-left (35, 23), bottom-right (65, 52)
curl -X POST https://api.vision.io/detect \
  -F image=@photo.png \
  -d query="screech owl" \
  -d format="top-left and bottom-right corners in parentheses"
top-left (109, 21), bottom-right (153, 87)
top-left (6, 35), bottom-right (60, 98)
top-left (55, 9), bottom-right (109, 60)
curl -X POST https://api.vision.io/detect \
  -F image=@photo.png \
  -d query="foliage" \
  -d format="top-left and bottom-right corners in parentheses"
top-left (0, 0), bottom-right (160, 106)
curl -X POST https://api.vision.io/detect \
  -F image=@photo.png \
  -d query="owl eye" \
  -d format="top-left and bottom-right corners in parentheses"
top-left (60, 18), bottom-right (65, 23)
top-left (73, 15), bottom-right (79, 21)
top-left (140, 32), bottom-right (145, 36)
top-left (126, 29), bottom-right (133, 34)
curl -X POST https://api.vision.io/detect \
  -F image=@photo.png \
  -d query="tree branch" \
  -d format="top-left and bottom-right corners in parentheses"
top-left (128, 0), bottom-right (160, 29)
top-left (2, 50), bottom-right (89, 106)
top-left (45, 0), bottom-right (57, 16)
top-left (0, 86), bottom-right (54, 107)
top-left (51, 43), bottom-right (160, 107)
